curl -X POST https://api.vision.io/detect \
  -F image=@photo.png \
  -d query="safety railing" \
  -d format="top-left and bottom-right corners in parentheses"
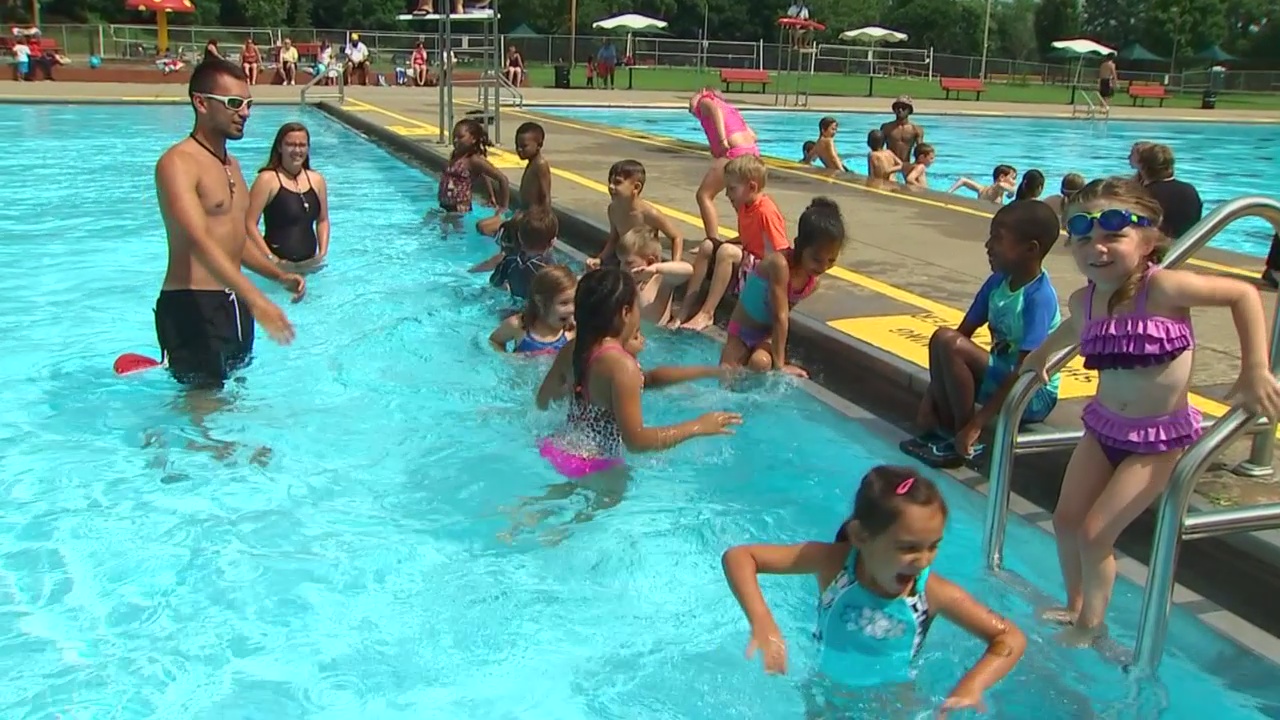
top-left (980, 196), bottom-right (1280, 671)
top-left (475, 71), bottom-right (524, 108)
top-left (1071, 90), bottom-right (1108, 121)
top-left (299, 62), bottom-right (346, 105)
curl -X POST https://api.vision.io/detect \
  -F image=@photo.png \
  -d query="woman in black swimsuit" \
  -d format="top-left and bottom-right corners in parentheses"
top-left (246, 122), bottom-right (330, 272)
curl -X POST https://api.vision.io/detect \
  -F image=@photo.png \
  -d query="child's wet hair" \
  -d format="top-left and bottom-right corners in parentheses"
top-left (913, 143), bottom-right (934, 161)
top-left (993, 164), bottom-right (1017, 181)
top-left (519, 206), bottom-right (559, 252)
top-left (453, 118), bottom-right (493, 155)
top-left (835, 465), bottom-right (948, 541)
top-left (571, 268), bottom-right (638, 397)
top-left (819, 116), bottom-right (837, 133)
top-left (616, 226), bottom-right (661, 259)
top-left (801, 140), bottom-right (816, 159)
top-left (608, 159), bottom-right (646, 189)
top-left (1060, 172), bottom-right (1086, 199)
top-left (1015, 169), bottom-right (1045, 202)
top-left (866, 129), bottom-right (885, 150)
top-left (1067, 176), bottom-right (1170, 314)
top-left (795, 196), bottom-right (846, 258)
top-left (515, 121), bottom-right (545, 146)
top-left (993, 199), bottom-right (1059, 257)
top-left (1136, 143), bottom-right (1176, 182)
top-left (523, 264), bottom-right (577, 329)
top-left (725, 154), bottom-right (768, 188)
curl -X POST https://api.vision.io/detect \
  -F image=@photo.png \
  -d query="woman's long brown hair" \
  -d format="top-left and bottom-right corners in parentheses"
top-left (1067, 176), bottom-right (1170, 315)
top-left (260, 122), bottom-right (312, 174)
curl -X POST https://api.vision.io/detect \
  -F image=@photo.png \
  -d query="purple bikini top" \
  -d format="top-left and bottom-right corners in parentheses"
top-left (1079, 266), bottom-right (1194, 371)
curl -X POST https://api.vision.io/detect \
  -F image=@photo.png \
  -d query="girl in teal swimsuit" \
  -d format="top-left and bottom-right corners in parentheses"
top-left (723, 466), bottom-right (1025, 715)
top-left (489, 265), bottom-right (577, 355)
top-left (721, 197), bottom-right (846, 378)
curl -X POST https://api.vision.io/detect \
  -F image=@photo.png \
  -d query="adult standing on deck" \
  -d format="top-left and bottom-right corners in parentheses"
top-left (597, 40), bottom-right (618, 89)
top-left (1098, 53), bottom-right (1117, 108)
top-left (880, 95), bottom-right (924, 166)
top-left (154, 59), bottom-right (304, 390)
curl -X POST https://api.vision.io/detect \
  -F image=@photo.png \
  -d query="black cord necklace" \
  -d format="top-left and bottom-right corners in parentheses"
top-left (189, 133), bottom-right (235, 197)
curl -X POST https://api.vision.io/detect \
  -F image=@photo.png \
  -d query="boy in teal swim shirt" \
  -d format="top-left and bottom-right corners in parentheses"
top-left (903, 200), bottom-right (1063, 468)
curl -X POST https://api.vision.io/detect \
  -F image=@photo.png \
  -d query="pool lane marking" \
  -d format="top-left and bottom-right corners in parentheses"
top-left (346, 98), bottom-right (1244, 422)
top-left (507, 109), bottom-right (1258, 281)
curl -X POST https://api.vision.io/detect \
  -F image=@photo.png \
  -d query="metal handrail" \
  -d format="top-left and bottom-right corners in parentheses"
top-left (474, 71), bottom-right (523, 107)
top-left (982, 195), bottom-right (1280, 572)
top-left (299, 60), bottom-right (346, 105)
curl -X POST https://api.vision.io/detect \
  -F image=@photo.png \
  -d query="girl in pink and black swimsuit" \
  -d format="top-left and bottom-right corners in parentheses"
top-left (1023, 176), bottom-right (1280, 647)
top-left (689, 88), bottom-right (760, 244)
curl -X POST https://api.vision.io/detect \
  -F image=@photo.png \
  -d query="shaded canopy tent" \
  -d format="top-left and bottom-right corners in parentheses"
top-left (125, 0), bottom-right (196, 55)
top-left (1117, 42), bottom-right (1165, 62)
top-left (506, 22), bottom-right (540, 38)
top-left (1194, 44), bottom-right (1237, 63)
top-left (839, 25), bottom-right (909, 97)
top-left (1049, 37), bottom-right (1115, 104)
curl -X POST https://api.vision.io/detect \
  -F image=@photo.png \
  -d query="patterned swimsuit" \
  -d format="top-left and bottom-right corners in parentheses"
top-left (437, 156), bottom-right (473, 213)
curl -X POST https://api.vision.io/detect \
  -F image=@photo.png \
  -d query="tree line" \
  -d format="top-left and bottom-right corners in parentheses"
top-left (4, 0), bottom-right (1276, 63)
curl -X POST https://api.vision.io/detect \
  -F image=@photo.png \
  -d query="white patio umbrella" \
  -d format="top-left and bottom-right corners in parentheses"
top-left (839, 25), bottom-right (909, 97)
top-left (1050, 38), bottom-right (1116, 104)
top-left (592, 13), bottom-right (668, 31)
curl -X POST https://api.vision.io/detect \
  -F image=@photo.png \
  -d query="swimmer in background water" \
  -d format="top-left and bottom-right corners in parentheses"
top-left (489, 265), bottom-right (576, 355)
top-left (721, 197), bottom-right (846, 378)
top-left (865, 129), bottom-right (902, 182)
top-left (723, 467), bottom-right (1024, 716)
top-left (880, 95), bottom-right (924, 165)
top-left (801, 116), bottom-right (846, 172)
top-left (800, 140), bottom-right (816, 163)
top-left (1045, 172), bottom-right (1086, 225)
top-left (689, 88), bottom-right (760, 245)
top-left (437, 118), bottom-right (510, 234)
top-left (1014, 169), bottom-right (1045, 202)
top-left (901, 143), bottom-right (934, 187)
top-left (246, 122), bottom-right (330, 273)
top-left (948, 164), bottom-right (1018, 204)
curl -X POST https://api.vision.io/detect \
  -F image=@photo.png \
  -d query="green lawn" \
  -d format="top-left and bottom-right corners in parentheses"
top-left (519, 64), bottom-right (1280, 112)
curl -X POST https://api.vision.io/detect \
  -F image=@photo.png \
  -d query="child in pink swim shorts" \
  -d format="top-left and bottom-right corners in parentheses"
top-left (689, 88), bottom-right (760, 245)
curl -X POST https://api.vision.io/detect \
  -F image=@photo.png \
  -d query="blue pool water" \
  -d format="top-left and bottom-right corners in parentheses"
top-left (1, 103), bottom-right (1279, 718)
top-left (537, 107), bottom-right (1280, 259)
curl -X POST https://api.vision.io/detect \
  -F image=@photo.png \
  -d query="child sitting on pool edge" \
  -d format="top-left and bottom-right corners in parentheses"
top-left (615, 226), bottom-right (692, 326)
top-left (677, 154), bottom-right (789, 332)
top-left (489, 265), bottom-right (576, 355)
top-left (723, 466), bottom-right (1024, 714)
top-left (902, 200), bottom-right (1062, 469)
top-left (586, 159), bottom-right (684, 271)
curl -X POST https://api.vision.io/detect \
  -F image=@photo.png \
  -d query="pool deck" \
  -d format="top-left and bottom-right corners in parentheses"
top-left (7, 82), bottom-right (1280, 660)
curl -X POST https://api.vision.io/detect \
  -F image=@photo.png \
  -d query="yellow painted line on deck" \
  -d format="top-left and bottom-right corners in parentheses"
top-left (510, 110), bottom-right (1258, 280)
top-left (347, 98), bottom-right (1248, 426)
top-left (350, 98), bottom-right (524, 169)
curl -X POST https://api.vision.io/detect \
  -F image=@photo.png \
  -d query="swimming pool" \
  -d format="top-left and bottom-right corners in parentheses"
top-left (536, 107), bottom-right (1280, 259)
top-left (1, 103), bottom-right (1278, 718)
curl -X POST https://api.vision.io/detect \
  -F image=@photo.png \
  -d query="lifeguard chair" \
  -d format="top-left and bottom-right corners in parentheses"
top-left (775, 17), bottom-right (823, 107)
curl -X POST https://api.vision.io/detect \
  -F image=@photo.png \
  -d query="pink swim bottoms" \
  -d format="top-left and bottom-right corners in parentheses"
top-left (538, 437), bottom-right (623, 478)
top-left (726, 144), bottom-right (760, 160)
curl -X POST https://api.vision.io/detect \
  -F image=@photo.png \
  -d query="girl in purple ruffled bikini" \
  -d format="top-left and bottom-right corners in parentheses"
top-left (1023, 176), bottom-right (1280, 647)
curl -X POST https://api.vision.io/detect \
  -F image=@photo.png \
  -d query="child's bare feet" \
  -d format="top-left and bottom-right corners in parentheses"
top-left (1040, 607), bottom-right (1076, 625)
top-left (1055, 622), bottom-right (1105, 648)
top-left (662, 312), bottom-right (684, 330)
top-left (681, 312), bottom-right (715, 332)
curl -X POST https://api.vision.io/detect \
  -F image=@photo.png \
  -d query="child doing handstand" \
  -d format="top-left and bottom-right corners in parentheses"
top-left (903, 200), bottom-right (1062, 469)
top-left (689, 88), bottom-right (760, 245)
top-left (721, 197), bottom-right (846, 378)
top-left (615, 227), bottom-right (693, 325)
top-left (1023, 176), bottom-right (1280, 646)
top-left (437, 118), bottom-right (510, 233)
top-left (489, 265), bottom-right (576, 355)
top-left (587, 159), bottom-right (684, 270)
top-left (677, 154), bottom-right (789, 332)
top-left (723, 466), bottom-right (1025, 715)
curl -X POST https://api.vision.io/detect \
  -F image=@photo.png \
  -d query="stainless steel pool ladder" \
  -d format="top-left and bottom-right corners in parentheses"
top-left (979, 196), bottom-right (1280, 674)
top-left (300, 62), bottom-right (347, 105)
top-left (476, 70), bottom-right (524, 108)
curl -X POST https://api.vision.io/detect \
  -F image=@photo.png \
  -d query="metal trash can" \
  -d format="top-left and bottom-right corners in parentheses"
top-left (554, 64), bottom-right (570, 89)
top-left (1201, 89), bottom-right (1217, 110)
top-left (1202, 65), bottom-right (1225, 109)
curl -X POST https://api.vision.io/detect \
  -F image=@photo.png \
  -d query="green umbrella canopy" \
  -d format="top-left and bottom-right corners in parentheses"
top-left (1117, 42), bottom-right (1165, 62)
top-left (507, 22), bottom-right (541, 37)
top-left (1193, 44), bottom-right (1237, 62)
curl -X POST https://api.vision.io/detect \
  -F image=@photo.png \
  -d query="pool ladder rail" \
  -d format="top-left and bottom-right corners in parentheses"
top-left (979, 195), bottom-right (1280, 675)
top-left (1071, 89), bottom-right (1109, 120)
top-left (300, 63), bottom-right (347, 105)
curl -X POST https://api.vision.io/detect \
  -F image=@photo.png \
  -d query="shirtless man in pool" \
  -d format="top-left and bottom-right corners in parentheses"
top-left (879, 95), bottom-right (925, 165)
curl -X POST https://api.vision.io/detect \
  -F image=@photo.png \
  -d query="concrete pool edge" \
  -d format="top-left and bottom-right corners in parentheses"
top-left (317, 100), bottom-right (1280, 669)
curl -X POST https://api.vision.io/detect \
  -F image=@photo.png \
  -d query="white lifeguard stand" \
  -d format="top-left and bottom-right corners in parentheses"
top-left (396, 1), bottom-right (507, 145)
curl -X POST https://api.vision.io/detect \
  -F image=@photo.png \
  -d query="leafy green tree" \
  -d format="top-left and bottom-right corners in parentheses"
top-left (993, 0), bottom-right (1037, 60)
top-left (1080, 0), bottom-right (1145, 47)
top-left (1033, 0), bottom-right (1079, 56)
top-left (884, 0), bottom-right (986, 55)
top-left (1143, 0), bottom-right (1227, 60)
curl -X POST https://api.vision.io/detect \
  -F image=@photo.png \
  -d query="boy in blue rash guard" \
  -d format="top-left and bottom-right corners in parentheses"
top-left (902, 200), bottom-right (1063, 468)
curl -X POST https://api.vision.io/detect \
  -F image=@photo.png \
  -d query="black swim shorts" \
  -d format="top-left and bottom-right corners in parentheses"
top-left (154, 289), bottom-right (255, 389)
top-left (1099, 79), bottom-right (1114, 98)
